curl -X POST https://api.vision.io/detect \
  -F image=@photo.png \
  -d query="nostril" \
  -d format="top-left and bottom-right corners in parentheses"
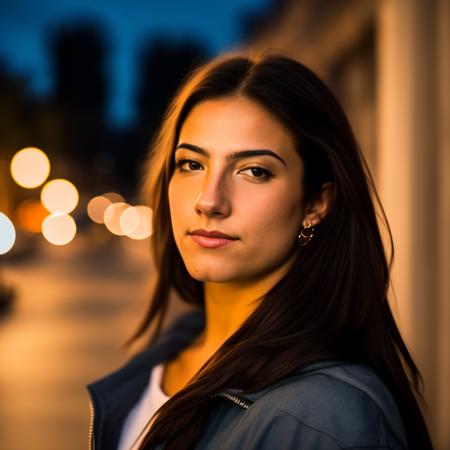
top-left (194, 194), bottom-right (229, 217)
top-left (194, 201), bottom-right (224, 217)
top-left (194, 177), bottom-right (231, 217)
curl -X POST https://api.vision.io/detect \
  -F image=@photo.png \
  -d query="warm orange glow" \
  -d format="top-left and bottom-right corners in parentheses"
top-left (104, 202), bottom-right (130, 236)
top-left (0, 212), bottom-right (16, 254)
top-left (87, 196), bottom-right (112, 224)
top-left (15, 199), bottom-right (48, 233)
top-left (102, 192), bottom-right (125, 203)
top-left (10, 147), bottom-right (50, 188)
top-left (41, 179), bottom-right (79, 214)
top-left (125, 206), bottom-right (153, 240)
top-left (41, 214), bottom-right (77, 246)
top-left (120, 206), bottom-right (140, 234)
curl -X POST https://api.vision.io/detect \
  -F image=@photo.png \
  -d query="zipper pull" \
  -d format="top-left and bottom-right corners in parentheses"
top-left (212, 392), bottom-right (253, 409)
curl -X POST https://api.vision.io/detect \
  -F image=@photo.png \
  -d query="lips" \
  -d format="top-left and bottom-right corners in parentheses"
top-left (189, 229), bottom-right (238, 239)
top-left (188, 229), bottom-right (238, 249)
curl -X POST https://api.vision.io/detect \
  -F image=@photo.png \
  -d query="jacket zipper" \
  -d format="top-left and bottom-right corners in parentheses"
top-left (88, 392), bottom-right (251, 448)
top-left (89, 400), bottom-right (96, 450)
top-left (212, 392), bottom-right (252, 409)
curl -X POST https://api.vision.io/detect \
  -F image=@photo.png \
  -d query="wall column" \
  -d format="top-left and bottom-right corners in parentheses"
top-left (436, 1), bottom-right (450, 448)
top-left (376, 0), bottom-right (439, 440)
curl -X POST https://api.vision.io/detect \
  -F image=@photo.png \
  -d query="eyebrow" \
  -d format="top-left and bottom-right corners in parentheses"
top-left (175, 142), bottom-right (287, 166)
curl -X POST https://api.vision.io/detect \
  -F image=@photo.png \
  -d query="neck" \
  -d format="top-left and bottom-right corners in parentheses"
top-left (193, 255), bottom-right (297, 353)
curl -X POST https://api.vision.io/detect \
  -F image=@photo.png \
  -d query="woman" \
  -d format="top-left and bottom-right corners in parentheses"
top-left (88, 52), bottom-right (433, 450)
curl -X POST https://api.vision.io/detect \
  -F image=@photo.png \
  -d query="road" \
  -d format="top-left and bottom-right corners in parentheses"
top-left (0, 230), bottom-right (155, 450)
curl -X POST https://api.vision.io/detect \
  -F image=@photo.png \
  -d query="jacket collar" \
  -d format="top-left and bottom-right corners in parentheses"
top-left (88, 310), bottom-right (205, 404)
top-left (222, 360), bottom-right (351, 402)
top-left (88, 310), bottom-right (403, 449)
top-left (88, 310), bottom-right (348, 407)
top-left (87, 310), bottom-right (205, 450)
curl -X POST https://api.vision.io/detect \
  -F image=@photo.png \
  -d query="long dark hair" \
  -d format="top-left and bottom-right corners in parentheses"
top-left (132, 52), bottom-right (432, 449)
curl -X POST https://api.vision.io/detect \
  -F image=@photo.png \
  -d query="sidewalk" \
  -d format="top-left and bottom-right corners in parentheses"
top-left (0, 232), bottom-right (153, 450)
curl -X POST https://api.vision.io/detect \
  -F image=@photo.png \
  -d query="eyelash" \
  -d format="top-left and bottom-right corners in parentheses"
top-left (243, 166), bottom-right (273, 181)
top-left (173, 158), bottom-right (274, 181)
top-left (174, 158), bottom-right (203, 172)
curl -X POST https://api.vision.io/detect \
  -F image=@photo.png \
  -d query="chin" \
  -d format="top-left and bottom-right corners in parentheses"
top-left (185, 263), bottom-right (239, 283)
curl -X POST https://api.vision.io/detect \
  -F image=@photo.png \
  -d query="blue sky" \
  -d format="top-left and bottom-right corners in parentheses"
top-left (0, 0), bottom-right (271, 126)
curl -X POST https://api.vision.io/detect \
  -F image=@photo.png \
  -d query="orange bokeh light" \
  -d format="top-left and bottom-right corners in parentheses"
top-left (87, 196), bottom-right (112, 224)
top-left (102, 192), bottom-right (125, 203)
top-left (15, 199), bottom-right (48, 234)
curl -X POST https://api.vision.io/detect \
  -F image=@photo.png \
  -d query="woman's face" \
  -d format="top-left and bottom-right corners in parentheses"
top-left (168, 96), bottom-right (304, 284)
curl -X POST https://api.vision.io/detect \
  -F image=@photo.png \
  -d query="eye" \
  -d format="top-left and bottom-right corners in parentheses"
top-left (239, 166), bottom-right (273, 181)
top-left (174, 158), bottom-right (203, 172)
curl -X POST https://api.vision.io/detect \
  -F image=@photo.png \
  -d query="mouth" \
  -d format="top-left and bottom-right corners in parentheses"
top-left (188, 229), bottom-right (239, 249)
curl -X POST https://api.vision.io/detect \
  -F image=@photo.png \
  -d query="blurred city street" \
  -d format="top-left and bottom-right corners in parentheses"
top-left (0, 232), bottom-right (153, 450)
top-left (0, 0), bottom-right (448, 448)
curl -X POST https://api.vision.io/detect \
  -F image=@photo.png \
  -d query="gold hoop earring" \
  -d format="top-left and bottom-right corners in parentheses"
top-left (298, 221), bottom-right (315, 246)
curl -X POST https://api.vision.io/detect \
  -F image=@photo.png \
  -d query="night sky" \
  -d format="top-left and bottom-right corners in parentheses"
top-left (0, 0), bottom-right (272, 126)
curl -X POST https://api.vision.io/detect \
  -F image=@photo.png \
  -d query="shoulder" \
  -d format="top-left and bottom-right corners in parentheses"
top-left (88, 310), bottom-right (204, 394)
top-left (241, 362), bottom-right (408, 449)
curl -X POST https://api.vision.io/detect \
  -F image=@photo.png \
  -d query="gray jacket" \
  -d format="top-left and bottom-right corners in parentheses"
top-left (87, 311), bottom-right (408, 449)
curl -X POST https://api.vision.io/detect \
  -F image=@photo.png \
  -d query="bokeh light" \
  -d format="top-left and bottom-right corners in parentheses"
top-left (15, 199), bottom-right (48, 234)
top-left (124, 206), bottom-right (153, 240)
top-left (10, 147), bottom-right (50, 188)
top-left (120, 206), bottom-right (140, 234)
top-left (104, 202), bottom-right (130, 236)
top-left (0, 212), bottom-right (16, 254)
top-left (41, 179), bottom-right (79, 214)
top-left (41, 214), bottom-right (77, 246)
top-left (87, 195), bottom-right (112, 224)
top-left (102, 192), bottom-right (124, 203)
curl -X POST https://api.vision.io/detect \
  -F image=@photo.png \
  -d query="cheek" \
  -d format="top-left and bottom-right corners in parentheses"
top-left (239, 188), bottom-right (302, 238)
top-left (168, 179), bottom-right (197, 235)
top-left (168, 181), bottom-right (182, 232)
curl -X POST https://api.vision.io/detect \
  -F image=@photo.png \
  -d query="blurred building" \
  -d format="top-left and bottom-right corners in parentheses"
top-left (248, 0), bottom-right (449, 448)
top-left (0, 66), bottom-right (60, 224)
top-left (51, 22), bottom-right (110, 191)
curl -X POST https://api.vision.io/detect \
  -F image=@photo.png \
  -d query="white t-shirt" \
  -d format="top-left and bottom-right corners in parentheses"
top-left (117, 363), bottom-right (170, 450)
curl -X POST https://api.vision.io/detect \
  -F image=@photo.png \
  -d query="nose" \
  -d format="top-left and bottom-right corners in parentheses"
top-left (194, 171), bottom-right (231, 218)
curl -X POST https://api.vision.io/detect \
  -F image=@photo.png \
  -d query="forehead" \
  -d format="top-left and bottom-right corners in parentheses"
top-left (177, 97), bottom-right (298, 161)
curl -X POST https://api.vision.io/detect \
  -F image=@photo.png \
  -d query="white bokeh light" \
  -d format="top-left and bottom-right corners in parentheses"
top-left (41, 179), bottom-right (79, 214)
top-left (41, 214), bottom-right (77, 246)
top-left (125, 206), bottom-right (153, 240)
top-left (104, 202), bottom-right (130, 236)
top-left (0, 212), bottom-right (16, 254)
top-left (10, 147), bottom-right (50, 189)
top-left (120, 206), bottom-right (140, 235)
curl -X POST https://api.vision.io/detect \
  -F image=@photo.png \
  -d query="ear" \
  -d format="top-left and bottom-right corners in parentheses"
top-left (302, 182), bottom-right (333, 227)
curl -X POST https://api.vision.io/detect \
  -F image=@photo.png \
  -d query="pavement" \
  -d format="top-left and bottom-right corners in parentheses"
top-left (0, 229), bottom-right (155, 450)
